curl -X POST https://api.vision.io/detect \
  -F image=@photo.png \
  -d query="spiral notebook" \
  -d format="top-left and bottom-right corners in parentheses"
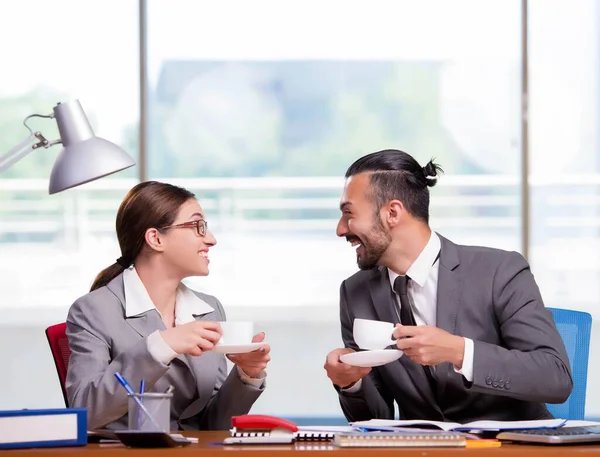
top-left (334, 431), bottom-right (466, 448)
top-left (295, 432), bottom-right (335, 442)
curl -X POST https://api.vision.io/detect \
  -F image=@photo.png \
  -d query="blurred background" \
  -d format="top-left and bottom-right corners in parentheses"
top-left (1, 0), bottom-right (599, 420)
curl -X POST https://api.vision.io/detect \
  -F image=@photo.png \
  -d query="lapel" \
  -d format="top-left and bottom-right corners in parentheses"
top-left (179, 311), bottom-right (221, 421)
top-left (185, 311), bottom-right (220, 382)
top-left (107, 275), bottom-right (167, 338)
top-left (435, 234), bottom-right (462, 400)
top-left (368, 267), bottom-right (400, 324)
top-left (170, 308), bottom-right (219, 375)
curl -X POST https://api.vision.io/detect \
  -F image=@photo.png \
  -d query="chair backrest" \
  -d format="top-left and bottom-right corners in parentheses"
top-left (546, 307), bottom-right (592, 420)
top-left (45, 322), bottom-right (71, 407)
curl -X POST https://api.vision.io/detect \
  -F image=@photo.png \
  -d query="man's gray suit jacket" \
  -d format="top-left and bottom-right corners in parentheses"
top-left (66, 274), bottom-right (264, 430)
top-left (337, 234), bottom-right (573, 423)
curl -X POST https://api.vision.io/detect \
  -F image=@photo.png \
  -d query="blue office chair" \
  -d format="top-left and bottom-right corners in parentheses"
top-left (546, 307), bottom-right (592, 420)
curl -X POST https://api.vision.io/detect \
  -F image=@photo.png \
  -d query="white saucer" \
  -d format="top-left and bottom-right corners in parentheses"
top-left (211, 342), bottom-right (267, 354)
top-left (340, 349), bottom-right (403, 367)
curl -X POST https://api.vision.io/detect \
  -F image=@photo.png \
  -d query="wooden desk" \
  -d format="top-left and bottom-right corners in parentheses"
top-left (4, 432), bottom-right (600, 456)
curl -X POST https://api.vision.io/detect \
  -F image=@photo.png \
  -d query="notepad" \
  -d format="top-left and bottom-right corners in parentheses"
top-left (352, 418), bottom-right (566, 432)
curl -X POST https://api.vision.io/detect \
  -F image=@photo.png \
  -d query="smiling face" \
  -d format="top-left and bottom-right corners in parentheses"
top-left (151, 199), bottom-right (217, 278)
top-left (336, 174), bottom-right (392, 270)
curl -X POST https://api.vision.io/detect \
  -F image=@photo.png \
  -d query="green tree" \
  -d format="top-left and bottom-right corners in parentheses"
top-left (282, 63), bottom-right (460, 176)
top-left (154, 64), bottom-right (283, 178)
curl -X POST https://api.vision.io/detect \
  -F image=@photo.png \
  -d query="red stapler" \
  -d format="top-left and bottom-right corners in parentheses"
top-left (223, 414), bottom-right (298, 445)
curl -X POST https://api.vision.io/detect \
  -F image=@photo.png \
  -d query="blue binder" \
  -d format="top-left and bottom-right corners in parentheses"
top-left (0, 407), bottom-right (87, 449)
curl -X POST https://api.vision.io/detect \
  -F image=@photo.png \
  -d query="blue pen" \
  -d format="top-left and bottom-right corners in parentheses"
top-left (137, 380), bottom-right (146, 429)
top-left (114, 372), bottom-right (136, 396)
top-left (114, 372), bottom-right (160, 429)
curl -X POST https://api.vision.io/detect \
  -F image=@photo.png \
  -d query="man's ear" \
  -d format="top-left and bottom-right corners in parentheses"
top-left (145, 228), bottom-right (165, 253)
top-left (385, 200), bottom-right (405, 228)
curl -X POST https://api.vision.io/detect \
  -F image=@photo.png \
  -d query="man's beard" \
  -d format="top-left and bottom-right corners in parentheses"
top-left (349, 219), bottom-right (391, 270)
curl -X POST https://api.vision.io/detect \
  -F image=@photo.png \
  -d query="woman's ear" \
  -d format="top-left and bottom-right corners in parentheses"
top-left (145, 228), bottom-right (165, 252)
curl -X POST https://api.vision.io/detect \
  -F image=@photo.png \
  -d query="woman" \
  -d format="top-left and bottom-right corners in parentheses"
top-left (65, 181), bottom-right (270, 430)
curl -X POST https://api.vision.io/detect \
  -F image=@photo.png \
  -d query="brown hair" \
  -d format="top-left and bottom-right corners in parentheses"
top-left (90, 181), bottom-right (196, 291)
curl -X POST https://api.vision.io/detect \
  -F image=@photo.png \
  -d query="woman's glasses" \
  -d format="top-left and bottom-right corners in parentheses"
top-left (160, 219), bottom-right (207, 237)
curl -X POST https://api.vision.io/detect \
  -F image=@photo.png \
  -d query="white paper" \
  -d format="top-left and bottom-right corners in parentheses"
top-left (352, 419), bottom-right (460, 432)
top-left (458, 419), bottom-right (566, 431)
top-left (297, 425), bottom-right (355, 433)
top-left (170, 433), bottom-right (198, 443)
top-left (563, 420), bottom-right (600, 428)
top-left (352, 418), bottom-right (567, 432)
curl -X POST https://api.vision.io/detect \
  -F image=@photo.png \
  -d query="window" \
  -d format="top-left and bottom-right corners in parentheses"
top-left (529, 0), bottom-right (600, 416)
top-left (0, 0), bottom-right (139, 409)
top-left (7, 0), bottom-right (593, 421)
top-left (147, 0), bottom-right (521, 418)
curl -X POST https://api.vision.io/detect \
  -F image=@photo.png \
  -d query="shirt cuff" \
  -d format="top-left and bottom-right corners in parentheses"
top-left (341, 378), bottom-right (363, 393)
top-left (236, 365), bottom-right (266, 388)
top-left (454, 337), bottom-right (474, 382)
top-left (147, 330), bottom-right (178, 365)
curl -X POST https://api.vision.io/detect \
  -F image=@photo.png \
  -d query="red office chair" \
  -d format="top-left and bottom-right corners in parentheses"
top-left (45, 322), bottom-right (71, 407)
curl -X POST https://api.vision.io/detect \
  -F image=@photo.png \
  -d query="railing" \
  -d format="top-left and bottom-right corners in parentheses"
top-left (2, 174), bottom-right (598, 238)
top-left (1, 175), bottom-right (599, 311)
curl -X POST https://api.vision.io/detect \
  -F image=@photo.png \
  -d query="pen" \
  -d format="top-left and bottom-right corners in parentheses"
top-left (137, 380), bottom-right (145, 429)
top-left (114, 372), bottom-right (160, 429)
top-left (114, 372), bottom-right (137, 396)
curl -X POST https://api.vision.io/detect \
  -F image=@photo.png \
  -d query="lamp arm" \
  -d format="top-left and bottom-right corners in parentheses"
top-left (0, 111), bottom-right (59, 174)
top-left (0, 132), bottom-right (50, 173)
top-left (23, 112), bottom-right (54, 135)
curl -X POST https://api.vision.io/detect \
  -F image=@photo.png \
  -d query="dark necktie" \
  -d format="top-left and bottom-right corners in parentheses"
top-left (393, 274), bottom-right (437, 392)
top-left (394, 275), bottom-right (416, 327)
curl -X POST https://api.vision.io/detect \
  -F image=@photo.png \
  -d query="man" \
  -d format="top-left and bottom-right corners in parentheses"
top-left (324, 149), bottom-right (572, 423)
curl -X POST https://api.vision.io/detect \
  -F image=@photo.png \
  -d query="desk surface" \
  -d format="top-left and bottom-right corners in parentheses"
top-left (4, 432), bottom-right (600, 456)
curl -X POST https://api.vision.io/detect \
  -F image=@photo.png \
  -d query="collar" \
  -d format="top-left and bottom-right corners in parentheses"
top-left (388, 231), bottom-right (441, 288)
top-left (122, 267), bottom-right (214, 319)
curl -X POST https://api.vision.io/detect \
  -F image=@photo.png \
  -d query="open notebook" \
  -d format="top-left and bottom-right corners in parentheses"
top-left (352, 418), bottom-right (566, 432)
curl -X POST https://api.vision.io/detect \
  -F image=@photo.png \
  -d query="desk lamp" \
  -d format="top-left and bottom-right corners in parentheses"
top-left (0, 99), bottom-right (135, 194)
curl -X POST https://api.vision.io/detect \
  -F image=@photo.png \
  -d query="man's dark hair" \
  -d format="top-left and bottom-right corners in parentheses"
top-left (345, 149), bottom-right (443, 223)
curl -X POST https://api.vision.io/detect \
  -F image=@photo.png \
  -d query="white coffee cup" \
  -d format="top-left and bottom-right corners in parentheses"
top-left (217, 321), bottom-right (254, 346)
top-left (353, 318), bottom-right (395, 350)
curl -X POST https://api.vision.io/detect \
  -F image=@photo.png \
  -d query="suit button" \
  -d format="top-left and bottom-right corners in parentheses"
top-left (498, 380), bottom-right (505, 388)
top-left (505, 382), bottom-right (511, 390)
top-left (485, 377), bottom-right (492, 386)
top-left (492, 381), bottom-right (499, 388)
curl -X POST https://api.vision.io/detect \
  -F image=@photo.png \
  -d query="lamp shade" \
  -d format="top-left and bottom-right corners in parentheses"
top-left (48, 100), bottom-right (135, 194)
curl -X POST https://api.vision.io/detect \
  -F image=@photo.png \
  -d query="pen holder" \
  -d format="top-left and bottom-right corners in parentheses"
top-left (128, 392), bottom-right (172, 432)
